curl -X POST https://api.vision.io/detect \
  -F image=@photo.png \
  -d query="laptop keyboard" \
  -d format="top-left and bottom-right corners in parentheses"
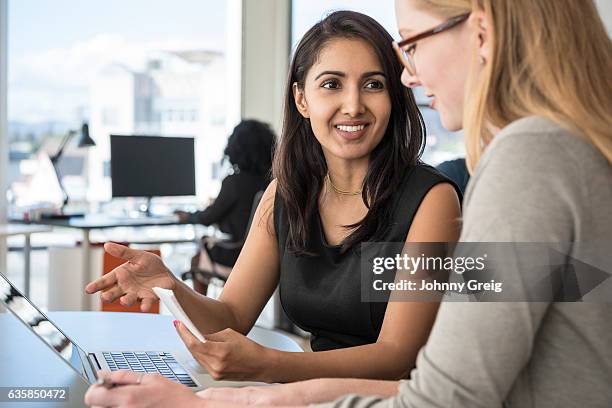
top-left (102, 351), bottom-right (197, 387)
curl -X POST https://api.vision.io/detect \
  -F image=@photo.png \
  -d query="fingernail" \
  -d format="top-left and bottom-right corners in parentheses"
top-left (173, 320), bottom-right (179, 328)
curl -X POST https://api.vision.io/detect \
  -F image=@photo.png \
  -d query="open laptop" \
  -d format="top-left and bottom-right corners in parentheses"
top-left (0, 271), bottom-right (237, 391)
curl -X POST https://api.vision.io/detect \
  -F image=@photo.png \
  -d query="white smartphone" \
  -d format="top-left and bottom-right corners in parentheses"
top-left (152, 287), bottom-right (206, 343)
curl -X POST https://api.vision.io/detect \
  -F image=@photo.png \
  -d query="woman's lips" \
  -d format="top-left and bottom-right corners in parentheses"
top-left (335, 124), bottom-right (369, 140)
top-left (429, 98), bottom-right (436, 109)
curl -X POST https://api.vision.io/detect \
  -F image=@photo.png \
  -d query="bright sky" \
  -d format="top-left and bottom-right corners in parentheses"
top-left (7, 0), bottom-right (399, 124)
top-left (8, 0), bottom-right (226, 123)
top-left (292, 0), bottom-right (398, 47)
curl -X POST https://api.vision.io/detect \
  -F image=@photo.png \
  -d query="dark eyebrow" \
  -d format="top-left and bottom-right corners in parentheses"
top-left (314, 70), bottom-right (386, 80)
top-left (363, 71), bottom-right (386, 79)
top-left (314, 71), bottom-right (345, 80)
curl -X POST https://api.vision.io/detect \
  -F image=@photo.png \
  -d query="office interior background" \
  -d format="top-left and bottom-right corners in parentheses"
top-left (0, 0), bottom-right (610, 324)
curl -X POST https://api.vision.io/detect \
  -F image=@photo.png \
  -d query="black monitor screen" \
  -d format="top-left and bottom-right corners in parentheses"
top-left (110, 135), bottom-right (196, 198)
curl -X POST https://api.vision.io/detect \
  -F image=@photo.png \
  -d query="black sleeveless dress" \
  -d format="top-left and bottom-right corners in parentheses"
top-left (274, 165), bottom-right (460, 351)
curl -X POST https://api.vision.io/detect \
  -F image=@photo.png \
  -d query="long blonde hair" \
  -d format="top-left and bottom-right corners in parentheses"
top-left (416, 0), bottom-right (612, 171)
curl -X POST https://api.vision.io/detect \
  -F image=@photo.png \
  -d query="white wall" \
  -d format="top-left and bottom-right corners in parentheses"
top-left (239, 0), bottom-right (291, 328)
top-left (241, 0), bottom-right (291, 133)
top-left (596, 0), bottom-right (612, 35)
top-left (225, 0), bottom-right (243, 134)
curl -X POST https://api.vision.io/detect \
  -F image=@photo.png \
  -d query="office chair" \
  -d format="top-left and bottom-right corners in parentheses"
top-left (181, 190), bottom-right (264, 294)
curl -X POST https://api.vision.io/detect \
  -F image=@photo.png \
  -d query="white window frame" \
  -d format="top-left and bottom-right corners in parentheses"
top-left (0, 0), bottom-right (8, 270)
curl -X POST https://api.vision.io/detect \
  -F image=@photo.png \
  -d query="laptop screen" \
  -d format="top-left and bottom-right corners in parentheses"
top-left (0, 272), bottom-right (88, 379)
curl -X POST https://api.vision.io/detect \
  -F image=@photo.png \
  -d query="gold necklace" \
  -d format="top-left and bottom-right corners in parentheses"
top-left (326, 173), bottom-right (363, 196)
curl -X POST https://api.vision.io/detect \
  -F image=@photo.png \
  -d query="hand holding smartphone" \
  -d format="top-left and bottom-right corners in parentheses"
top-left (152, 287), bottom-right (207, 343)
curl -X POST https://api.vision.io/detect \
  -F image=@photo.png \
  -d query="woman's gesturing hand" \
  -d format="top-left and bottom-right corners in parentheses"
top-left (175, 321), bottom-right (275, 383)
top-left (85, 242), bottom-right (177, 312)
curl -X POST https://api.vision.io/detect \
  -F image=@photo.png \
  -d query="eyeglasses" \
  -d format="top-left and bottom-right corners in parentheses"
top-left (392, 13), bottom-right (470, 75)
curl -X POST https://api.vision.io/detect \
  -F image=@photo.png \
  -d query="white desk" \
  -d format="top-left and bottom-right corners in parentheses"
top-left (10, 215), bottom-right (217, 310)
top-left (0, 224), bottom-right (52, 297)
top-left (0, 311), bottom-right (303, 408)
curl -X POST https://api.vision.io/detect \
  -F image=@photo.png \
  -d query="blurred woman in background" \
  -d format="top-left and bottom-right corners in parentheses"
top-left (175, 119), bottom-right (276, 292)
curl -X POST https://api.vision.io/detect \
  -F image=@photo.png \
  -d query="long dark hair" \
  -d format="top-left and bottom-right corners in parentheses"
top-left (274, 10), bottom-right (425, 256)
top-left (224, 119), bottom-right (276, 176)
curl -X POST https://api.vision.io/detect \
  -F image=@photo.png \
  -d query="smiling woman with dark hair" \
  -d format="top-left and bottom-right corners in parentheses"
top-left (83, 11), bottom-right (461, 406)
top-left (272, 10), bottom-right (461, 354)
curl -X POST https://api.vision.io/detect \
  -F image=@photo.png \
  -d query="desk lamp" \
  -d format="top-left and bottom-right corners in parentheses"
top-left (49, 122), bottom-right (96, 215)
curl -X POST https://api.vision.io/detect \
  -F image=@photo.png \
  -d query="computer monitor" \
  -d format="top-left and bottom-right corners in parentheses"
top-left (110, 135), bottom-right (196, 199)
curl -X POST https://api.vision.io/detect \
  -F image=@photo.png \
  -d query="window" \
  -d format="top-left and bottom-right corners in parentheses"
top-left (7, 0), bottom-right (232, 207)
top-left (3, 0), bottom-right (243, 308)
top-left (291, 0), bottom-right (464, 166)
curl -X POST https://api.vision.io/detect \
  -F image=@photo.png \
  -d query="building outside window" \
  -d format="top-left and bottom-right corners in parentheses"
top-left (7, 0), bottom-right (232, 210)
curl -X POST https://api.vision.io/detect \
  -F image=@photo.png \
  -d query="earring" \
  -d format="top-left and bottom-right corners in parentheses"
top-left (479, 55), bottom-right (486, 65)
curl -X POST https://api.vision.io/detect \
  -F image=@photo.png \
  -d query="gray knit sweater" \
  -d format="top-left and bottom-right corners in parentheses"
top-left (313, 116), bottom-right (612, 408)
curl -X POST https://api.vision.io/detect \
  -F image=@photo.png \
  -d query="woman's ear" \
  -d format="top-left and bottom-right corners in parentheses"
top-left (470, 10), bottom-right (493, 65)
top-left (292, 82), bottom-right (310, 118)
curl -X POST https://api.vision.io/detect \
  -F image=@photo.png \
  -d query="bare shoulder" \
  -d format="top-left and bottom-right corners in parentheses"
top-left (262, 178), bottom-right (278, 199)
top-left (407, 182), bottom-right (462, 242)
top-left (255, 178), bottom-right (278, 234)
top-left (259, 179), bottom-right (277, 213)
top-left (421, 182), bottom-right (460, 213)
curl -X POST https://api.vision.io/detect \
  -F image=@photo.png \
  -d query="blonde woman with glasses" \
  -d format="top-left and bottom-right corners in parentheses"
top-left (192, 0), bottom-right (612, 407)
